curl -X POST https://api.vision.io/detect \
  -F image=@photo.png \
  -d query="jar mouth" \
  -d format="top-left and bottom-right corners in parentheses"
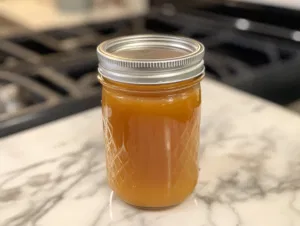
top-left (98, 73), bottom-right (204, 95)
top-left (97, 34), bottom-right (205, 85)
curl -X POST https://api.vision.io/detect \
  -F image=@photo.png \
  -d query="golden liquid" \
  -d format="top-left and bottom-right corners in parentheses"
top-left (101, 77), bottom-right (201, 207)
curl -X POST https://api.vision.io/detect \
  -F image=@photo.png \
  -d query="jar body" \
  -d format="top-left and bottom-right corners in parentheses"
top-left (101, 77), bottom-right (201, 208)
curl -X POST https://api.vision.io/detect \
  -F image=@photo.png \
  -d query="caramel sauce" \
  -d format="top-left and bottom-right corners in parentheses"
top-left (100, 76), bottom-right (202, 207)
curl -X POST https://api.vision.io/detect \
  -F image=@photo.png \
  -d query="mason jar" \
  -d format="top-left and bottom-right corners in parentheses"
top-left (97, 34), bottom-right (205, 208)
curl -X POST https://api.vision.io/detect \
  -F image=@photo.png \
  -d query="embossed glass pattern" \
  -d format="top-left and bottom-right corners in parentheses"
top-left (97, 34), bottom-right (205, 208)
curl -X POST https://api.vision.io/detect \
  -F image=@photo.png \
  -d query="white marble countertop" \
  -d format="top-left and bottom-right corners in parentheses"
top-left (1, 79), bottom-right (300, 226)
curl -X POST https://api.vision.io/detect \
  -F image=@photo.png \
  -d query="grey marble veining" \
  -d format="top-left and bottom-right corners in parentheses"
top-left (1, 79), bottom-right (300, 226)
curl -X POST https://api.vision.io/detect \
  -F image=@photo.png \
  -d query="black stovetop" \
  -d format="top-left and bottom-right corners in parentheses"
top-left (1, 3), bottom-right (300, 137)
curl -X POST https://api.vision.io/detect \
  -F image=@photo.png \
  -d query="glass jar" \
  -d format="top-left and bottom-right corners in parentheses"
top-left (97, 35), bottom-right (205, 208)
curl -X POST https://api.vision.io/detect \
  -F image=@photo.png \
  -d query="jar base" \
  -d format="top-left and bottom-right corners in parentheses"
top-left (113, 191), bottom-right (194, 209)
top-left (109, 178), bottom-right (198, 208)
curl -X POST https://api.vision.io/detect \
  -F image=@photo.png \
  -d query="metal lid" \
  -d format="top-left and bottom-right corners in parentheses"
top-left (97, 34), bottom-right (205, 84)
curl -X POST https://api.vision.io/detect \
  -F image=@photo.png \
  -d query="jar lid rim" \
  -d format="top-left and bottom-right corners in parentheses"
top-left (97, 34), bottom-right (205, 84)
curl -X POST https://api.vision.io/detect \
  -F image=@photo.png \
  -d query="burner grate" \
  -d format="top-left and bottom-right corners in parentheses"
top-left (13, 38), bottom-right (58, 55)
top-left (31, 73), bottom-right (69, 96)
top-left (0, 50), bottom-right (20, 68)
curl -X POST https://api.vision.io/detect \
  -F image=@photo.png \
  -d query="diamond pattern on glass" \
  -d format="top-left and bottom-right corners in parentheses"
top-left (172, 112), bottom-right (200, 188)
top-left (102, 109), bottom-right (135, 189)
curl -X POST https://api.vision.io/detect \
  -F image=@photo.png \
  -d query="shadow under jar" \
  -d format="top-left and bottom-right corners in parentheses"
top-left (97, 34), bottom-right (205, 208)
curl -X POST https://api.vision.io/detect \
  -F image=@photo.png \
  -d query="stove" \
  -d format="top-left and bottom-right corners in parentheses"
top-left (1, 2), bottom-right (300, 137)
